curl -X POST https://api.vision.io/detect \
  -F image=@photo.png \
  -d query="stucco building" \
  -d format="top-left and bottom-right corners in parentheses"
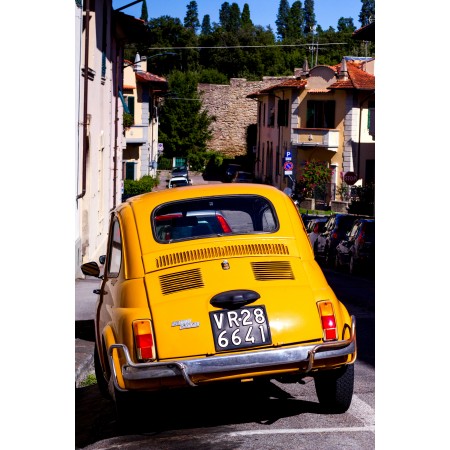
top-left (247, 57), bottom-right (375, 202)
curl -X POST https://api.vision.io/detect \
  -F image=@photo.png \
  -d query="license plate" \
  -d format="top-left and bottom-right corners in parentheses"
top-left (209, 305), bottom-right (272, 352)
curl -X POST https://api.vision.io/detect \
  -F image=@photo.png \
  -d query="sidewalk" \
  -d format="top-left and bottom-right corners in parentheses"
top-left (75, 277), bottom-right (99, 387)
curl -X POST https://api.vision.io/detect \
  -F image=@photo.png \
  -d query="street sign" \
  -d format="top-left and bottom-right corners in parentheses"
top-left (283, 161), bottom-right (294, 171)
top-left (158, 143), bottom-right (164, 152)
top-left (343, 171), bottom-right (358, 185)
top-left (285, 151), bottom-right (292, 160)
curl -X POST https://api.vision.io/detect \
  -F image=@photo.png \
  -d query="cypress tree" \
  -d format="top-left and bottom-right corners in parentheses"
top-left (140, 0), bottom-right (148, 22)
top-left (276, 0), bottom-right (290, 41)
top-left (303, 0), bottom-right (316, 33)
top-left (184, 1), bottom-right (200, 32)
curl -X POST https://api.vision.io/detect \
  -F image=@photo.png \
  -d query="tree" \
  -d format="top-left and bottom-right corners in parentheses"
top-left (303, 0), bottom-right (316, 33)
top-left (337, 17), bottom-right (356, 33)
top-left (219, 2), bottom-right (231, 29)
top-left (287, 1), bottom-right (304, 42)
top-left (275, 0), bottom-right (290, 41)
top-left (184, 1), bottom-right (200, 32)
top-left (201, 14), bottom-right (212, 35)
top-left (158, 71), bottom-right (215, 170)
top-left (140, 0), bottom-right (148, 22)
top-left (241, 3), bottom-right (253, 28)
top-left (229, 3), bottom-right (242, 33)
top-left (359, 0), bottom-right (375, 26)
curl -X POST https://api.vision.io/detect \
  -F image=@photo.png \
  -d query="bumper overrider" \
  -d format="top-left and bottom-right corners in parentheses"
top-left (109, 316), bottom-right (356, 392)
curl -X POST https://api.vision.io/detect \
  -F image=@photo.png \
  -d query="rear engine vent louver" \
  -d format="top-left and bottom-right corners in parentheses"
top-left (160, 268), bottom-right (204, 295)
top-left (156, 243), bottom-right (290, 269)
top-left (251, 261), bottom-right (295, 280)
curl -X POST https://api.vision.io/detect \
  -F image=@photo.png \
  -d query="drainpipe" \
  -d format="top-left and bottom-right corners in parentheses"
top-left (113, 50), bottom-right (119, 208)
top-left (77, 0), bottom-right (90, 201)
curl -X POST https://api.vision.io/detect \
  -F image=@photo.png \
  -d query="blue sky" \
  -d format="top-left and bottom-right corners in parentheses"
top-left (113, 0), bottom-right (364, 32)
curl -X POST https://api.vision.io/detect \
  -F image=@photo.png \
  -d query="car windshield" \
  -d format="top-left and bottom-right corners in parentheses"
top-left (152, 195), bottom-right (278, 243)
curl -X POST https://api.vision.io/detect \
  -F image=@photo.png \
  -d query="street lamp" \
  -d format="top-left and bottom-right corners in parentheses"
top-left (126, 52), bottom-right (177, 72)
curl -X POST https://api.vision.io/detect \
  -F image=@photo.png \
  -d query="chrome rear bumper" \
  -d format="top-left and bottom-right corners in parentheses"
top-left (109, 316), bottom-right (356, 392)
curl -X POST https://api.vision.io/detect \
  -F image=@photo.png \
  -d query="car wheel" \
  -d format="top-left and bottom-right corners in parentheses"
top-left (94, 343), bottom-right (110, 399)
top-left (314, 364), bottom-right (354, 413)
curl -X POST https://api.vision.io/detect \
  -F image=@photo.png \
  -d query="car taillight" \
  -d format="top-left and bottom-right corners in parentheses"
top-left (317, 301), bottom-right (338, 341)
top-left (331, 232), bottom-right (338, 240)
top-left (216, 214), bottom-right (232, 233)
top-left (133, 320), bottom-right (154, 361)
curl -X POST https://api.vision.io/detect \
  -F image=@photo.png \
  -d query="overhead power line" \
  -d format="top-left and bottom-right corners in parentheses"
top-left (146, 43), bottom-right (347, 51)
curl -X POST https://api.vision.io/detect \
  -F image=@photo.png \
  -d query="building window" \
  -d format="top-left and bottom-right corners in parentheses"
top-left (368, 100), bottom-right (375, 129)
top-left (277, 99), bottom-right (289, 127)
top-left (306, 100), bottom-right (335, 128)
top-left (125, 161), bottom-right (136, 180)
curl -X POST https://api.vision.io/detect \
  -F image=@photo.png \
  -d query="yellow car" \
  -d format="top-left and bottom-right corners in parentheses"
top-left (81, 183), bottom-right (356, 422)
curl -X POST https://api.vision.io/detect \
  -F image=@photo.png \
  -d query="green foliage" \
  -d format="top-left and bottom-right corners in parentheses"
top-left (140, 0), bottom-right (148, 22)
top-left (359, 0), bottom-right (375, 26)
top-left (184, 1), bottom-right (200, 32)
top-left (198, 68), bottom-right (229, 84)
top-left (123, 175), bottom-right (159, 196)
top-left (158, 70), bottom-right (215, 166)
top-left (123, 112), bottom-right (133, 128)
top-left (296, 160), bottom-right (332, 199)
top-left (157, 156), bottom-right (173, 170)
top-left (79, 374), bottom-right (97, 387)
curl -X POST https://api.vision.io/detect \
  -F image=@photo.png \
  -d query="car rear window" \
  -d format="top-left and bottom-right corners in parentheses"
top-left (152, 195), bottom-right (278, 243)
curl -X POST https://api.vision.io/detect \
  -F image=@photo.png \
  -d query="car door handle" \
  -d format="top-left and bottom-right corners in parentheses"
top-left (93, 289), bottom-right (107, 295)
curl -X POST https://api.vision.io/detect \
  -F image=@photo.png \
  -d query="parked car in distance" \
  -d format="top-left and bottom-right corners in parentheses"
top-left (223, 163), bottom-right (241, 182)
top-left (301, 214), bottom-right (328, 230)
top-left (314, 214), bottom-right (363, 266)
top-left (231, 171), bottom-right (254, 183)
top-left (171, 165), bottom-right (189, 179)
top-left (167, 176), bottom-right (192, 188)
top-left (81, 183), bottom-right (356, 427)
top-left (306, 217), bottom-right (328, 248)
top-left (335, 218), bottom-right (375, 275)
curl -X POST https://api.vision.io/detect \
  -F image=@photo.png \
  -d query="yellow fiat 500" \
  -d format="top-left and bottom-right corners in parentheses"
top-left (81, 183), bottom-right (356, 422)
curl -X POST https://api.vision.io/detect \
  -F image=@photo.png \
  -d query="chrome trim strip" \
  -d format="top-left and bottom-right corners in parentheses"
top-left (109, 316), bottom-right (356, 392)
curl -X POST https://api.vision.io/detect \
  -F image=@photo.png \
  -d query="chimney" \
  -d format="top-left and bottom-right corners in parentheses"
top-left (133, 53), bottom-right (142, 72)
top-left (339, 58), bottom-right (348, 80)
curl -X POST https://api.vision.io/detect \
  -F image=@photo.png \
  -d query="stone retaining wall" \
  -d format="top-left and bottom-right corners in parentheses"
top-left (198, 76), bottom-right (292, 157)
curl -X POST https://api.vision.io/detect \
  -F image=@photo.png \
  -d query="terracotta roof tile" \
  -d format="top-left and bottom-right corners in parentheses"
top-left (329, 61), bottom-right (375, 90)
top-left (135, 71), bottom-right (167, 84)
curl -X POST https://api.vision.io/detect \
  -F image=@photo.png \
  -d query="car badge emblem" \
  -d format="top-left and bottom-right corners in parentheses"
top-left (171, 319), bottom-right (200, 330)
top-left (221, 260), bottom-right (230, 270)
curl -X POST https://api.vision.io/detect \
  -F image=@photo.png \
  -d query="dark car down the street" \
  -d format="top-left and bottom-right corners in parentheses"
top-left (314, 214), bottom-right (363, 266)
top-left (335, 218), bottom-right (375, 275)
top-left (223, 163), bottom-right (241, 182)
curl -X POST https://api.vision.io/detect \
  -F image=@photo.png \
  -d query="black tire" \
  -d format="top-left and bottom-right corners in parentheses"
top-left (94, 343), bottom-right (111, 399)
top-left (114, 389), bottom-right (156, 432)
top-left (314, 364), bottom-right (354, 413)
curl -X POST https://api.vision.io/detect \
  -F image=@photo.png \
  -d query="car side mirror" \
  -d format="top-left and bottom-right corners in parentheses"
top-left (99, 255), bottom-right (106, 265)
top-left (81, 261), bottom-right (101, 278)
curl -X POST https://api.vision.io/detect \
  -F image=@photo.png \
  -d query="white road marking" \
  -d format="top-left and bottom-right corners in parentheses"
top-left (348, 394), bottom-right (375, 428)
top-left (227, 426), bottom-right (374, 436)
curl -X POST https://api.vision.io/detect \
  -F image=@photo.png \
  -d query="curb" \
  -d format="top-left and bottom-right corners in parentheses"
top-left (75, 339), bottom-right (95, 387)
